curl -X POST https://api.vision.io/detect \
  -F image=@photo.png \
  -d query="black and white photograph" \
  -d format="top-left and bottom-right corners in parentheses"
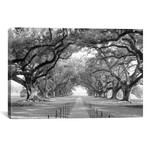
top-left (8, 28), bottom-right (143, 119)
top-left (0, 1), bottom-right (148, 148)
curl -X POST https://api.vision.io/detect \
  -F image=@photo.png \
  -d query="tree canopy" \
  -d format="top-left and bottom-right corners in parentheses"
top-left (9, 28), bottom-right (143, 101)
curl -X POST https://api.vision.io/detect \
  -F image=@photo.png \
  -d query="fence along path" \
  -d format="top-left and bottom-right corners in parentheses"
top-left (68, 97), bottom-right (89, 118)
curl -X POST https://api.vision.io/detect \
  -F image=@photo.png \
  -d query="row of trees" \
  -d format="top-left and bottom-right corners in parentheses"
top-left (8, 28), bottom-right (84, 100)
top-left (36, 59), bottom-right (76, 99)
top-left (9, 28), bottom-right (143, 101)
top-left (76, 29), bottom-right (143, 101)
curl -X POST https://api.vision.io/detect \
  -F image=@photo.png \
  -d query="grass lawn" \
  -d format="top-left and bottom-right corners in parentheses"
top-left (82, 96), bottom-right (143, 118)
top-left (8, 95), bottom-right (143, 118)
top-left (9, 96), bottom-right (76, 119)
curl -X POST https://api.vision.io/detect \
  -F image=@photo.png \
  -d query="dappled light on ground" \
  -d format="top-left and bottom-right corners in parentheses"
top-left (72, 86), bottom-right (88, 96)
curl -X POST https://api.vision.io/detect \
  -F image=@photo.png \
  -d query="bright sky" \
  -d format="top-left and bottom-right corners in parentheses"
top-left (128, 61), bottom-right (137, 75)
top-left (72, 86), bottom-right (88, 96)
top-left (9, 80), bottom-right (23, 95)
top-left (10, 75), bottom-right (24, 88)
top-left (9, 80), bottom-right (22, 87)
top-left (71, 48), bottom-right (97, 59)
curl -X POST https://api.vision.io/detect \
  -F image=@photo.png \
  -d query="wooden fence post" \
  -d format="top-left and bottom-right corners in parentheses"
top-left (63, 106), bottom-right (64, 118)
top-left (101, 111), bottom-right (103, 118)
top-left (65, 104), bottom-right (67, 118)
top-left (96, 109), bottom-right (98, 118)
top-left (60, 108), bottom-right (62, 118)
top-left (56, 110), bottom-right (58, 118)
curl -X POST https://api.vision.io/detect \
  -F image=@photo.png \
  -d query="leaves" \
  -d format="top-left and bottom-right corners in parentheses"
top-left (8, 28), bottom-right (143, 99)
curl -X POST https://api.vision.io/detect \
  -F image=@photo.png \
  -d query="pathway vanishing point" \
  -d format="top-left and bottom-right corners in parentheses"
top-left (68, 97), bottom-right (89, 118)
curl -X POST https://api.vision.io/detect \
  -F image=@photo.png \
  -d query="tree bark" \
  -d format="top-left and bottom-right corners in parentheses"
top-left (26, 89), bottom-right (30, 101)
top-left (94, 92), bottom-right (98, 97)
top-left (26, 84), bottom-right (38, 101)
top-left (53, 91), bottom-right (55, 98)
top-left (45, 91), bottom-right (49, 98)
top-left (111, 82), bottom-right (121, 100)
top-left (111, 88), bottom-right (117, 99)
top-left (121, 85), bottom-right (132, 101)
top-left (104, 92), bottom-right (107, 98)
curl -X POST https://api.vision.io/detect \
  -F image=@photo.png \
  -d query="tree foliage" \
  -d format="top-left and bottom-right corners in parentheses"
top-left (9, 28), bottom-right (143, 101)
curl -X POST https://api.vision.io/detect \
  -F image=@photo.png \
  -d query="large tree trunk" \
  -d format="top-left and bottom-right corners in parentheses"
top-left (94, 91), bottom-right (97, 97)
top-left (43, 78), bottom-right (48, 99)
top-left (46, 91), bottom-right (49, 98)
top-left (111, 88), bottom-right (118, 99)
top-left (53, 91), bottom-right (55, 98)
top-left (26, 89), bottom-right (30, 100)
top-left (111, 82), bottom-right (121, 100)
top-left (26, 85), bottom-right (38, 101)
top-left (104, 92), bottom-right (107, 98)
top-left (101, 92), bottom-right (105, 98)
top-left (121, 85), bottom-right (132, 101)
